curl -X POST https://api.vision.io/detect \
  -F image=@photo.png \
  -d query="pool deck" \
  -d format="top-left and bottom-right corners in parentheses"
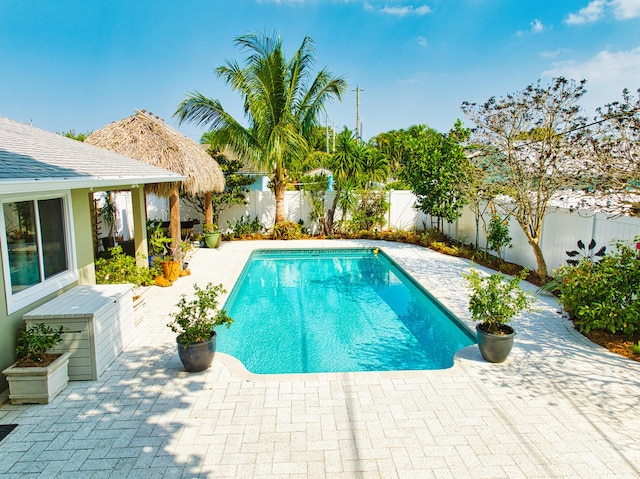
top-left (1, 240), bottom-right (639, 478)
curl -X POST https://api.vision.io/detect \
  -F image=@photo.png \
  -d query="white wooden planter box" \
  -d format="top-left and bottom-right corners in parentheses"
top-left (2, 352), bottom-right (71, 404)
top-left (23, 285), bottom-right (134, 381)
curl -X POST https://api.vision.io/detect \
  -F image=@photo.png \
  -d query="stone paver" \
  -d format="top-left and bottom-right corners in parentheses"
top-left (1, 239), bottom-right (639, 478)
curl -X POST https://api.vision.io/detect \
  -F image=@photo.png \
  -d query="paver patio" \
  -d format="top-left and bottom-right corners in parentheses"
top-left (1, 240), bottom-right (639, 478)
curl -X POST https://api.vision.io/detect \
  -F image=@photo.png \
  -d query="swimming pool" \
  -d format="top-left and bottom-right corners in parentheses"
top-left (217, 248), bottom-right (475, 374)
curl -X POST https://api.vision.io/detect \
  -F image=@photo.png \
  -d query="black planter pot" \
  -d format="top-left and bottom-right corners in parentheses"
top-left (101, 236), bottom-right (115, 250)
top-left (176, 332), bottom-right (217, 372)
top-left (475, 323), bottom-right (515, 363)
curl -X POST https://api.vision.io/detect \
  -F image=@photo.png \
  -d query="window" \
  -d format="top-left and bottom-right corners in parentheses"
top-left (2, 193), bottom-right (76, 313)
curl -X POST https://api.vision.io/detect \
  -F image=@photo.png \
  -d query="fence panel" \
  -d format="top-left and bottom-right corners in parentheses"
top-left (145, 190), bottom-right (640, 273)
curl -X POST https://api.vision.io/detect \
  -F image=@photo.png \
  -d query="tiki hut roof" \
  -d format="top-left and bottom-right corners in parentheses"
top-left (86, 110), bottom-right (224, 197)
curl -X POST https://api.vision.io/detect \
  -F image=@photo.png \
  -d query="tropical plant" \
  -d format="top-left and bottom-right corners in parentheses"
top-left (203, 223), bottom-right (219, 234)
top-left (565, 239), bottom-right (606, 266)
top-left (463, 269), bottom-right (534, 334)
top-left (346, 190), bottom-right (389, 233)
top-left (175, 31), bottom-right (347, 226)
top-left (167, 283), bottom-right (233, 348)
top-left (270, 221), bottom-right (304, 240)
top-left (556, 238), bottom-right (640, 336)
top-left (95, 246), bottom-right (155, 286)
top-left (100, 191), bottom-right (118, 239)
top-left (226, 215), bottom-right (263, 238)
top-left (299, 173), bottom-right (329, 235)
top-left (16, 323), bottom-right (64, 363)
top-left (147, 222), bottom-right (172, 257)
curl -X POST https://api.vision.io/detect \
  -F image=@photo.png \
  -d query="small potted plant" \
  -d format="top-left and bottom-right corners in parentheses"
top-left (167, 283), bottom-right (233, 372)
top-left (2, 323), bottom-right (71, 404)
top-left (178, 239), bottom-right (194, 272)
top-left (203, 223), bottom-right (221, 249)
top-left (463, 268), bottom-right (534, 363)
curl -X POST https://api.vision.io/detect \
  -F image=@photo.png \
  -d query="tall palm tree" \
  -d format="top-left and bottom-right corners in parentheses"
top-left (175, 32), bottom-right (347, 225)
top-left (325, 127), bottom-right (366, 232)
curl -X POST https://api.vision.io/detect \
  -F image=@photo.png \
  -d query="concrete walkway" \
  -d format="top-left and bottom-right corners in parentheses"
top-left (1, 240), bottom-right (639, 478)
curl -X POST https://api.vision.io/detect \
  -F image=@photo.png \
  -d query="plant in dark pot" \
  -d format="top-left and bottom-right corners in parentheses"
top-left (2, 323), bottom-right (71, 404)
top-left (167, 283), bottom-right (233, 372)
top-left (463, 269), bottom-right (534, 363)
top-left (100, 191), bottom-right (118, 250)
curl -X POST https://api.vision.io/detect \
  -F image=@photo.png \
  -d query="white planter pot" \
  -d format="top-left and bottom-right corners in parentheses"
top-left (2, 352), bottom-right (71, 404)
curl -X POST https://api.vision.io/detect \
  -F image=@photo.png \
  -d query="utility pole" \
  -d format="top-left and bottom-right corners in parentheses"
top-left (354, 85), bottom-right (363, 141)
top-left (325, 113), bottom-right (329, 153)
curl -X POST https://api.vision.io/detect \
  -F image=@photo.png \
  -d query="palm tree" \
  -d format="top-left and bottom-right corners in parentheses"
top-left (325, 128), bottom-right (367, 233)
top-left (175, 32), bottom-right (347, 225)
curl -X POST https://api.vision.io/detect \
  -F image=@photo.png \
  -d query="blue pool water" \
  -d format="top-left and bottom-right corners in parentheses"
top-left (217, 249), bottom-right (475, 374)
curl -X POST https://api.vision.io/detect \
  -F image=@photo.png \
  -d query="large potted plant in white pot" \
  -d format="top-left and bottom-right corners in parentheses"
top-left (2, 323), bottom-right (71, 404)
top-left (167, 283), bottom-right (233, 372)
top-left (463, 269), bottom-right (534, 363)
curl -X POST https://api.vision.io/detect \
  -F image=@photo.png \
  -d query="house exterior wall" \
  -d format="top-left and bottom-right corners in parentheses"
top-left (0, 186), bottom-right (149, 394)
top-left (72, 189), bottom-right (97, 285)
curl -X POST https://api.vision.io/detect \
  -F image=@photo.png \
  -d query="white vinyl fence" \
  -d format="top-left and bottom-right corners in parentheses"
top-left (146, 190), bottom-right (640, 273)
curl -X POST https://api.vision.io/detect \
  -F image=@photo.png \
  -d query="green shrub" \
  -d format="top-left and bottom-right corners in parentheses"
top-left (17, 323), bottom-right (64, 362)
top-left (95, 246), bottom-right (155, 286)
top-left (463, 269), bottom-right (533, 333)
top-left (270, 221), bottom-right (303, 240)
top-left (226, 215), bottom-right (263, 239)
top-left (487, 214), bottom-right (512, 260)
top-left (345, 190), bottom-right (388, 233)
top-left (556, 238), bottom-right (640, 336)
top-left (167, 283), bottom-right (233, 347)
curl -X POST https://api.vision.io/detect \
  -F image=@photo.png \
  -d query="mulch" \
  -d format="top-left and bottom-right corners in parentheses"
top-left (583, 328), bottom-right (640, 362)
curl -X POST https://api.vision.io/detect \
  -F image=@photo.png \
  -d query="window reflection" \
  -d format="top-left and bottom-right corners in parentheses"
top-left (3, 198), bottom-right (68, 294)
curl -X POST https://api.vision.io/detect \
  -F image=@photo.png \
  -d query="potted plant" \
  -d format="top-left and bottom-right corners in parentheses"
top-left (203, 223), bottom-right (221, 249)
top-left (100, 191), bottom-right (118, 250)
top-left (178, 239), bottom-right (194, 272)
top-left (463, 268), bottom-right (534, 363)
top-left (167, 283), bottom-right (233, 372)
top-left (2, 323), bottom-right (71, 404)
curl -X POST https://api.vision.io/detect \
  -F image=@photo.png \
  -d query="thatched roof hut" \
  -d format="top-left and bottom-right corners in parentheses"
top-left (86, 109), bottom-right (224, 196)
top-left (87, 110), bottom-right (225, 247)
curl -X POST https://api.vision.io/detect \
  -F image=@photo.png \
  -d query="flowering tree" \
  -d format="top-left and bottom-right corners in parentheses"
top-left (587, 88), bottom-right (640, 214)
top-left (462, 77), bottom-right (590, 279)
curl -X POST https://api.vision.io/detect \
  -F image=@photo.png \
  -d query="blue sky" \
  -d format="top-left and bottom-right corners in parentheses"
top-left (1, 0), bottom-right (639, 142)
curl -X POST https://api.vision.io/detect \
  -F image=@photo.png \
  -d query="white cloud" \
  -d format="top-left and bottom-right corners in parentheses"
top-left (565, 0), bottom-right (640, 24)
top-left (542, 47), bottom-right (640, 112)
top-left (541, 48), bottom-right (568, 59)
top-left (612, 0), bottom-right (640, 19)
top-left (516, 18), bottom-right (544, 36)
top-left (417, 35), bottom-right (428, 47)
top-left (379, 4), bottom-right (431, 16)
top-left (530, 19), bottom-right (544, 32)
top-left (565, 0), bottom-right (607, 24)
